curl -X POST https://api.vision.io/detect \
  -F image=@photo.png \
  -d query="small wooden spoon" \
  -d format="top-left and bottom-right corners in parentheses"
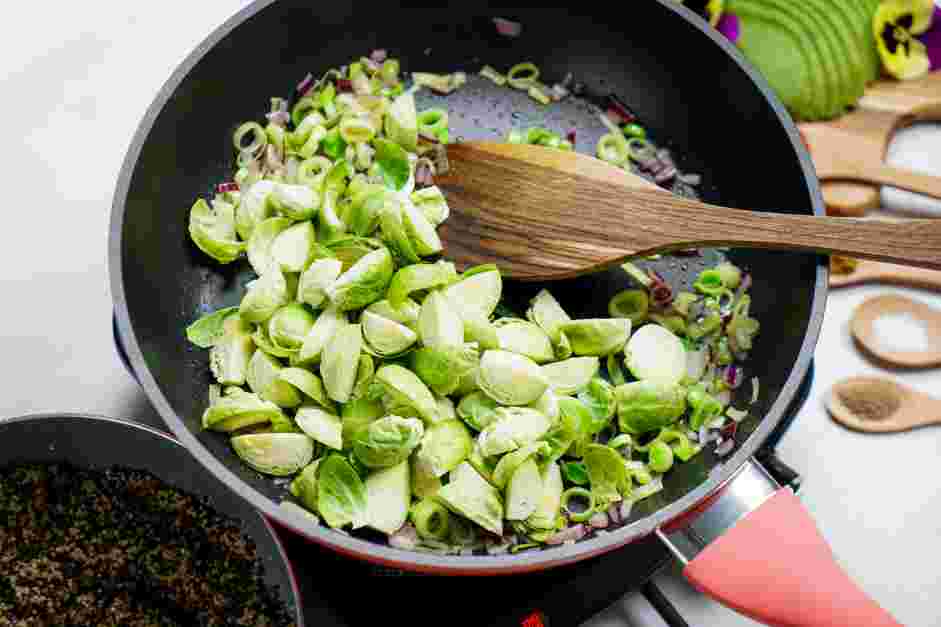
top-left (437, 143), bottom-right (941, 281)
top-left (826, 376), bottom-right (941, 433)
top-left (831, 260), bottom-right (941, 291)
top-left (851, 294), bottom-right (941, 368)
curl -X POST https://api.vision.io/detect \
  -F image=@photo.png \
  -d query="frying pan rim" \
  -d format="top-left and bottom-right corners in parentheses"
top-left (108, 0), bottom-right (828, 573)
top-left (0, 412), bottom-right (305, 625)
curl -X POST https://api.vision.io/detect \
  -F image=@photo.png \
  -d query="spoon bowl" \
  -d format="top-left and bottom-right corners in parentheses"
top-left (826, 376), bottom-right (941, 433)
top-left (851, 294), bottom-right (941, 369)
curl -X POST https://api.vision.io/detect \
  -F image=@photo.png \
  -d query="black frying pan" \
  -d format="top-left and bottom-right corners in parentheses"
top-left (110, 1), bottom-right (904, 624)
top-left (0, 414), bottom-right (303, 626)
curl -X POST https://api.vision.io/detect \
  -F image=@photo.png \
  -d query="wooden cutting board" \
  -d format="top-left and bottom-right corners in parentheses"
top-left (798, 71), bottom-right (941, 216)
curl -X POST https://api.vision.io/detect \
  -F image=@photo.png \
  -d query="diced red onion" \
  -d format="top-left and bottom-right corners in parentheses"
top-left (714, 388), bottom-right (732, 407)
top-left (619, 500), bottom-right (633, 521)
top-left (656, 148), bottom-right (675, 167)
top-left (720, 364), bottom-right (744, 389)
top-left (734, 273), bottom-right (752, 301)
top-left (566, 129), bottom-right (577, 144)
top-left (607, 503), bottom-right (623, 525)
top-left (266, 110), bottom-right (290, 127)
top-left (654, 165), bottom-right (678, 186)
top-left (720, 421), bottom-right (738, 440)
top-left (715, 439), bottom-right (735, 457)
top-left (606, 94), bottom-right (638, 124)
top-left (494, 17), bottom-right (522, 37)
top-left (370, 49), bottom-right (388, 63)
top-left (296, 72), bottom-right (314, 96)
top-left (363, 57), bottom-right (381, 74)
top-left (336, 78), bottom-right (353, 92)
top-left (388, 524), bottom-right (419, 550)
top-left (546, 524), bottom-right (587, 545)
top-left (650, 282), bottom-right (674, 309)
top-left (415, 161), bottom-right (435, 187)
top-left (216, 182), bottom-right (239, 194)
top-left (589, 512), bottom-right (610, 529)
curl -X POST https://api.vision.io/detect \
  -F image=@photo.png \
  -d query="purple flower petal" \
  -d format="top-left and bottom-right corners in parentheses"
top-left (717, 12), bottom-right (741, 44)
top-left (916, 7), bottom-right (941, 70)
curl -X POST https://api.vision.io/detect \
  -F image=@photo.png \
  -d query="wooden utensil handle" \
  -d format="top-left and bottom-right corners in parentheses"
top-left (857, 162), bottom-right (941, 199)
top-left (877, 265), bottom-right (941, 291)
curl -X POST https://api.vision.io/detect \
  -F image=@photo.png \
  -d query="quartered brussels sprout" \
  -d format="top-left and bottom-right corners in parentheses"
top-left (495, 318), bottom-right (555, 364)
top-left (584, 443), bottom-right (628, 504)
top-left (506, 457), bottom-right (543, 521)
top-left (298, 258), bottom-right (343, 308)
top-left (187, 306), bottom-right (240, 349)
top-left (410, 186), bottom-right (450, 227)
top-left (346, 185), bottom-right (386, 236)
top-left (418, 291), bottom-right (464, 348)
top-left (326, 236), bottom-right (384, 272)
top-left (414, 420), bottom-right (473, 478)
top-left (321, 322), bottom-right (363, 403)
top-left (456, 391), bottom-right (501, 432)
top-left (437, 462), bottom-right (504, 536)
top-left (268, 303), bottom-right (316, 352)
top-left (325, 247), bottom-right (394, 311)
top-left (318, 160), bottom-right (352, 242)
top-left (252, 323), bottom-right (295, 359)
top-left (528, 389), bottom-right (560, 423)
top-left (687, 383), bottom-right (725, 430)
top-left (411, 456), bottom-right (443, 500)
top-left (378, 196), bottom-right (420, 264)
top-left (435, 396), bottom-right (457, 423)
top-left (366, 298), bottom-right (421, 331)
top-left (270, 182), bottom-right (321, 220)
top-left (492, 441), bottom-right (549, 489)
top-left (352, 415), bottom-right (424, 469)
top-left (560, 319), bottom-right (631, 357)
top-left (384, 92), bottom-right (418, 152)
top-left (239, 269), bottom-right (290, 324)
top-left (248, 217), bottom-right (293, 277)
top-left (557, 396), bottom-right (594, 457)
top-left (317, 454), bottom-right (368, 530)
top-left (459, 308), bottom-right (501, 351)
top-left (209, 319), bottom-right (255, 386)
top-left (477, 350), bottom-right (549, 406)
top-left (526, 288), bottom-right (573, 359)
top-left (247, 350), bottom-right (303, 408)
top-left (278, 368), bottom-right (335, 412)
top-left (541, 356), bottom-right (600, 396)
top-left (231, 433), bottom-right (315, 476)
top-left (364, 460), bottom-right (410, 535)
top-left (615, 380), bottom-right (687, 435)
top-left (361, 310), bottom-right (418, 357)
top-left (188, 198), bottom-right (245, 264)
top-left (289, 459), bottom-right (321, 514)
top-left (295, 406), bottom-right (343, 450)
top-left (525, 462), bottom-right (564, 532)
top-left (201, 388), bottom-right (285, 432)
top-left (444, 268), bottom-right (502, 320)
top-left (401, 198), bottom-right (443, 256)
top-left (577, 377), bottom-right (617, 432)
top-left (352, 353), bottom-right (376, 400)
top-left (375, 364), bottom-right (439, 423)
top-left (477, 407), bottom-right (552, 457)
top-left (235, 180), bottom-right (276, 241)
top-left (271, 221), bottom-right (317, 274)
top-left (341, 397), bottom-right (384, 445)
top-left (409, 343), bottom-right (479, 397)
top-left (296, 306), bottom-right (346, 365)
top-left (467, 442), bottom-right (498, 486)
top-left (387, 260), bottom-right (457, 310)
top-left (624, 323), bottom-right (687, 384)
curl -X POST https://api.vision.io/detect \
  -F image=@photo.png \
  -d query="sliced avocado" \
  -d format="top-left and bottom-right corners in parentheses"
top-left (797, 0), bottom-right (865, 109)
top-left (838, 0), bottom-right (881, 83)
top-left (505, 458), bottom-right (543, 521)
top-left (364, 460), bottom-right (410, 535)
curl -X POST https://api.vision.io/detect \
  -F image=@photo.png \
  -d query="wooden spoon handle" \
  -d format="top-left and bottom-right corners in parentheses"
top-left (870, 263), bottom-right (941, 292)
top-left (855, 162), bottom-right (941, 200)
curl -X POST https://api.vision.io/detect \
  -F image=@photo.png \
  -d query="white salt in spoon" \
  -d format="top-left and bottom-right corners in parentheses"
top-left (851, 294), bottom-right (941, 368)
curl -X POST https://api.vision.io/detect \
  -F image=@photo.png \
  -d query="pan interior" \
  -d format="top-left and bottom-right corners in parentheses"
top-left (116, 2), bottom-right (821, 560)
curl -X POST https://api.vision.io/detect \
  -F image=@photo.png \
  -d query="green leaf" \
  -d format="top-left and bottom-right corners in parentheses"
top-left (186, 307), bottom-right (239, 348)
top-left (374, 138), bottom-right (411, 191)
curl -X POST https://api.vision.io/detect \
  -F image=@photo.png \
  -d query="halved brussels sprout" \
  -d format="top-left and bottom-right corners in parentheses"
top-left (624, 323), bottom-right (686, 384)
top-left (410, 186), bottom-right (450, 227)
top-left (557, 396), bottom-right (594, 457)
top-left (293, 307), bottom-right (343, 366)
top-left (235, 180), bottom-right (276, 241)
top-left (378, 197), bottom-right (420, 264)
top-left (278, 367), bottom-right (335, 412)
top-left (541, 356), bottom-right (600, 396)
top-left (240, 269), bottom-right (290, 324)
top-left (362, 310), bottom-right (418, 357)
top-left (364, 460), bottom-right (411, 535)
top-left (384, 91), bottom-right (418, 152)
top-left (271, 221), bottom-right (316, 273)
top-left (352, 353), bottom-right (376, 400)
top-left (325, 247), bottom-right (394, 311)
top-left (492, 441), bottom-right (549, 489)
top-left (298, 258), bottom-right (343, 308)
top-left (209, 320), bottom-right (255, 386)
top-left (317, 454), bottom-right (368, 529)
top-left (526, 288), bottom-right (571, 345)
top-left (411, 456), bottom-right (443, 500)
top-left (202, 388), bottom-right (284, 432)
top-left (437, 462), bottom-right (504, 536)
top-left (456, 391), bottom-right (501, 432)
top-left (387, 260), bottom-right (457, 310)
top-left (506, 457), bottom-right (543, 521)
top-left (560, 319), bottom-right (631, 357)
top-left (318, 160), bottom-right (352, 242)
top-left (526, 461), bottom-right (564, 532)
top-left (414, 420), bottom-right (473, 478)
top-left (253, 322), bottom-right (295, 359)
top-left (458, 308), bottom-right (500, 351)
top-left (409, 343), bottom-right (480, 397)
top-left (352, 415), bottom-right (424, 469)
top-left (495, 318), bottom-right (555, 364)
top-left (339, 397), bottom-right (382, 444)
top-left (584, 443), bottom-right (628, 504)
top-left (615, 380), bottom-right (687, 435)
top-left (401, 199), bottom-right (443, 256)
top-left (270, 182), bottom-right (320, 220)
top-left (189, 198), bottom-right (245, 264)
top-left (477, 407), bottom-right (552, 457)
top-left (577, 377), bottom-right (617, 432)
top-left (248, 217), bottom-right (293, 277)
top-left (528, 389), bottom-right (560, 423)
top-left (477, 350), bottom-right (549, 406)
top-left (186, 306), bottom-right (240, 348)
top-left (375, 364), bottom-right (439, 423)
top-left (321, 322), bottom-right (362, 403)
top-left (444, 269), bottom-right (502, 320)
top-left (435, 396), bottom-right (457, 422)
top-left (268, 303), bottom-right (316, 352)
top-left (366, 298), bottom-right (421, 332)
top-left (326, 236), bottom-right (384, 272)
top-left (418, 291), bottom-right (464, 348)
top-left (295, 406), bottom-right (343, 450)
top-left (231, 433), bottom-right (315, 476)
top-left (289, 459), bottom-right (321, 513)
top-left (247, 350), bottom-right (303, 408)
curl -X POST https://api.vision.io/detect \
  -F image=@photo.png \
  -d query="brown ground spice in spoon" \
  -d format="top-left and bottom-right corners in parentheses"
top-left (837, 380), bottom-right (902, 422)
top-left (0, 463), bottom-right (296, 627)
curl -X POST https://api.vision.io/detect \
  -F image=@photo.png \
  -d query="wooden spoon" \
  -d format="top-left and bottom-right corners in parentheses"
top-left (830, 259), bottom-right (941, 291)
top-left (436, 142), bottom-right (941, 281)
top-left (826, 376), bottom-right (941, 433)
top-left (850, 294), bottom-right (941, 369)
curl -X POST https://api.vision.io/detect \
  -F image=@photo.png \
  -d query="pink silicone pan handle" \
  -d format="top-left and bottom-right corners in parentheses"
top-left (683, 489), bottom-right (901, 627)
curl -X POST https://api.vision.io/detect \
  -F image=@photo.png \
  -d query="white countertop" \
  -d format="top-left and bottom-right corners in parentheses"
top-left (3, 3), bottom-right (940, 625)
